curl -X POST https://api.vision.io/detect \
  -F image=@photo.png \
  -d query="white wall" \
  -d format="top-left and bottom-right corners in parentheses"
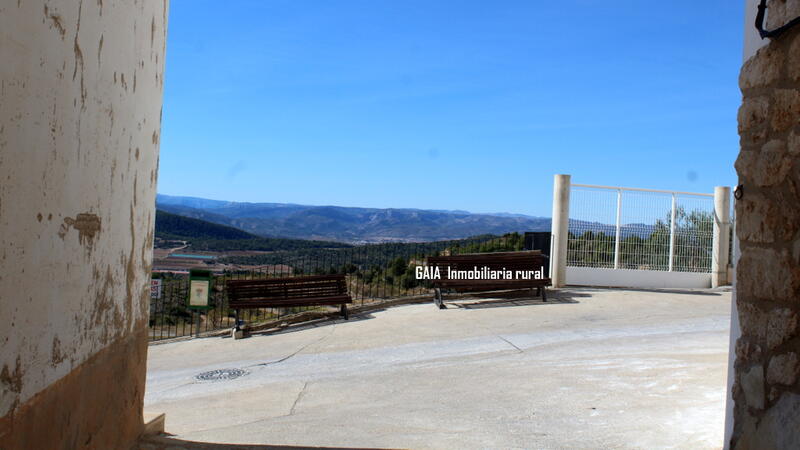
top-left (0, 0), bottom-right (167, 417)
top-left (744, 0), bottom-right (770, 59)
top-left (566, 267), bottom-right (712, 289)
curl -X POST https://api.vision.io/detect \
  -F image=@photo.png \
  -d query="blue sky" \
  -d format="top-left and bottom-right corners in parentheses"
top-left (158, 0), bottom-right (743, 217)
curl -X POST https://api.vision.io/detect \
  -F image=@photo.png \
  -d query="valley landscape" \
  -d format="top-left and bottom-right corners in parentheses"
top-left (156, 194), bottom-right (552, 244)
top-left (152, 194), bottom-right (675, 274)
top-left (153, 194), bottom-right (556, 274)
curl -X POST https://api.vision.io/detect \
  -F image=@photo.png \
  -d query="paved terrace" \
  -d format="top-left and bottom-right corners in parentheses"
top-left (144, 288), bottom-right (731, 449)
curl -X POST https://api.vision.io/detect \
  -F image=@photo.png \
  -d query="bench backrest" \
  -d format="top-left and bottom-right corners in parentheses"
top-left (227, 274), bottom-right (348, 303)
top-left (427, 251), bottom-right (548, 281)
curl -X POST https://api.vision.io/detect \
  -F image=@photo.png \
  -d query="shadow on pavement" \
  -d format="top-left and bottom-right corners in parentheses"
top-left (445, 288), bottom-right (589, 309)
top-left (139, 434), bottom-right (394, 449)
top-left (237, 288), bottom-right (593, 337)
top-left (566, 286), bottom-right (728, 296)
top-left (245, 312), bottom-right (377, 339)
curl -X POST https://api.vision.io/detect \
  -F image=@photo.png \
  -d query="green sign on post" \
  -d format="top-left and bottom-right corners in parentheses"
top-left (188, 269), bottom-right (212, 310)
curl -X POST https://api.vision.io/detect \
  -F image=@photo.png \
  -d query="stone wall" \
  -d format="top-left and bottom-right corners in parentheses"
top-left (732, 1), bottom-right (800, 447)
top-left (0, 1), bottom-right (167, 448)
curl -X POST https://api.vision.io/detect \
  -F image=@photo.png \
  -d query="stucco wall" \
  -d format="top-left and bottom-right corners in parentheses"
top-left (731, 1), bottom-right (800, 448)
top-left (0, 0), bottom-right (167, 447)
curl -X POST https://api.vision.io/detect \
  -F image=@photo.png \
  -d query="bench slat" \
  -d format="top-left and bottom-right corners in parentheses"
top-left (426, 251), bottom-right (550, 305)
top-left (226, 275), bottom-right (351, 321)
top-left (229, 289), bottom-right (349, 298)
top-left (229, 294), bottom-right (353, 308)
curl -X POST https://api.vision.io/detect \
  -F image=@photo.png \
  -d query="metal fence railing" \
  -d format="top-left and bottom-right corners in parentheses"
top-left (567, 184), bottom-right (720, 273)
top-left (148, 232), bottom-right (535, 341)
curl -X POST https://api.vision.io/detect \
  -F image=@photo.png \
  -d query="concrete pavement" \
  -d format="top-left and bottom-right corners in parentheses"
top-left (144, 288), bottom-right (731, 449)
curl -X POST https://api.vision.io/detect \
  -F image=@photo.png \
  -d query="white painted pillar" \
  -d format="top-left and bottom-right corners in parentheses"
top-left (613, 189), bottom-right (622, 269)
top-left (668, 193), bottom-right (677, 272)
top-left (551, 174), bottom-right (571, 288)
top-left (712, 186), bottom-right (731, 288)
top-left (0, 1), bottom-right (168, 446)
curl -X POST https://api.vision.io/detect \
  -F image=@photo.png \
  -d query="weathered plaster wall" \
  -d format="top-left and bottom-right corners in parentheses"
top-left (0, 0), bottom-right (167, 447)
top-left (731, 1), bottom-right (800, 448)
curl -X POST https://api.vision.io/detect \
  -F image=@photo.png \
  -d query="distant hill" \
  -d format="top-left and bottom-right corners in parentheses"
top-left (155, 210), bottom-right (257, 240)
top-left (154, 210), bottom-right (351, 251)
top-left (156, 194), bottom-right (553, 243)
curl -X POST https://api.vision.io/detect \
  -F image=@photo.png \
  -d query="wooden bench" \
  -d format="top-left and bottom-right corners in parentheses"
top-left (226, 275), bottom-right (352, 331)
top-left (426, 251), bottom-right (551, 309)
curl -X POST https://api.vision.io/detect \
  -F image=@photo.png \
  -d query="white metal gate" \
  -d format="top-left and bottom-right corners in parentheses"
top-left (564, 183), bottom-right (723, 289)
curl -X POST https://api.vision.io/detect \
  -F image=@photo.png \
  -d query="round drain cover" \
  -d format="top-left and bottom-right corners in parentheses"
top-left (195, 368), bottom-right (248, 382)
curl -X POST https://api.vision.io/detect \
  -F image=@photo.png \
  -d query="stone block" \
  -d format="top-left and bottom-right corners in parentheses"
top-left (750, 393), bottom-right (800, 449)
top-left (789, 130), bottom-right (800, 154)
top-left (736, 188), bottom-right (799, 243)
top-left (732, 409), bottom-right (760, 450)
top-left (736, 337), bottom-right (763, 364)
top-left (767, 352), bottom-right (799, 386)
top-left (734, 147), bottom-right (792, 188)
top-left (771, 88), bottom-right (800, 132)
top-left (790, 171), bottom-right (800, 198)
top-left (741, 364), bottom-right (766, 410)
top-left (738, 302), bottom-right (768, 343)
top-left (767, 308), bottom-right (799, 349)
top-left (738, 96), bottom-right (771, 134)
top-left (741, 43), bottom-right (785, 89)
top-left (790, 32), bottom-right (800, 82)
top-left (770, 386), bottom-right (782, 403)
top-left (737, 247), bottom-right (798, 301)
top-left (795, 239), bottom-right (800, 264)
top-left (765, 0), bottom-right (800, 32)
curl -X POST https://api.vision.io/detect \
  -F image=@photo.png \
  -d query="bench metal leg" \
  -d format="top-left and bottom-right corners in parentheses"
top-left (541, 287), bottom-right (547, 302)
top-left (341, 304), bottom-right (349, 320)
top-left (433, 288), bottom-right (446, 309)
top-left (232, 309), bottom-right (245, 339)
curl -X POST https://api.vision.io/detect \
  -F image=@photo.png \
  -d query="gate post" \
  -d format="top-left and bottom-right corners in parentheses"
top-left (614, 189), bottom-right (622, 269)
top-left (712, 186), bottom-right (731, 287)
top-left (669, 193), bottom-right (677, 272)
top-left (551, 174), bottom-right (571, 288)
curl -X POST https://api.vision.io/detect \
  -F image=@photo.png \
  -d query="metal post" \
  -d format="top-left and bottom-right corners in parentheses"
top-left (669, 193), bottom-right (677, 272)
top-left (195, 311), bottom-right (201, 338)
top-left (550, 174), bottom-right (571, 288)
top-left (613, 189), bottom-right (622, 269)
top-left (712, 186), bottom-right (731, 287)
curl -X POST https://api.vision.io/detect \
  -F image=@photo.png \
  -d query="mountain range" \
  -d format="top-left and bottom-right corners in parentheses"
top-left (155, 194), bottom-right (552, 243)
